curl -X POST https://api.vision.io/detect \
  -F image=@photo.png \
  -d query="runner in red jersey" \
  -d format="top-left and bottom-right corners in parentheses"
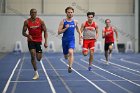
top-left (102, 19), bottom-right (118, 64)
top-left (80, 12), bottom-right (99, 71)
top-left (22, 9), bottom-right (48, 80)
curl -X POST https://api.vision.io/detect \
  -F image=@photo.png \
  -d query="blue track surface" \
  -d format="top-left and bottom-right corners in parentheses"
top-left (0, 52), bottom-right (140, 93)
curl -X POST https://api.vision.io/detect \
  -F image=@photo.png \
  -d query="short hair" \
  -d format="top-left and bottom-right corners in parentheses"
top-left (65, 6), bottom-right (74, 13)
top-left (87, 12), bottom-right (95, 17)
top-left (30, 8), bottom-right (37, 14)
top-left (105, 19), bottom-right (111, 23)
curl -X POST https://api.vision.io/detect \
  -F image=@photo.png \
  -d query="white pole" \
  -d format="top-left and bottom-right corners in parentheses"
top-left (134, 0), bottom-right (139, 53)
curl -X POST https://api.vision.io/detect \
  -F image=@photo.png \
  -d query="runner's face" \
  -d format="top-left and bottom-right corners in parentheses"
top-left (66, 9), bottom-right (74, 18)
top-left (105, 20), bottom-right (111, 26)
top-left (87, 15), bottom-right (93, 23)
top-left (30, 9), bottom-right (37, 19)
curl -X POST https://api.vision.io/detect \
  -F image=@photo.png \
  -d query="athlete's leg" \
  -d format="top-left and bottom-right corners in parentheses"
top-left (88, 39), bottom-right (95, 71)
top-left (36, 42), bottom-right (43, 61)
top-left (104, 43), bottom-right (109, 64)
top-left (36, 52), bottom-right (42, 61)
top-left (82, 49), bottom-right (88, 56)
top-left (64, 54), bottom-right (69, 59)
top-left (67, 39), bottom-right (75, 73)
top-left (89, 49), bottom-right (94, 66)
top-left (82, 39), bottom-right (88, 56)
top-left (67, 48), bottom-right (74, 73)
top-left (105, 50), bottom-right (109, 62)
top-left (29, 49), bottom-right (39, 80)
top-left (108, 43), bottom-right (113, 59)
top-left (68, 48), bottom-right (74, 67)
top-left (28, 42), bottom-right (39, 80)
top-left (29, 49), bottom-right (37, 71)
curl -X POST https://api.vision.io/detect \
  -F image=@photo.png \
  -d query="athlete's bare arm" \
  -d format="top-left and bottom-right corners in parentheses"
top-left (22, 20), bottom-right (28, 37)
top-left (58, 20), bottom-right (69, 35)
top-left (80, 23), bottom-right (85, 33)
top-left (95, 25), bottom-right (99, 40)
top-left (75, 20), bottom-right (82, 44)
top-left (114, 28), bottom-right (118, 42)
top-left (22, 20), bottom-right (33, 41)
top-left (75, 20), bottom-right (82, 37)
top-left (102, 30), bottom-right (105, 38)
top-left (41, 20), bottom-right (48, 48)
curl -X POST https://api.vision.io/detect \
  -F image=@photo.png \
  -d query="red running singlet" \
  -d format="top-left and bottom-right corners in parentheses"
top-left (103, 26), bottom-right (115, 43)
top-left (26, 17), bottom-right (43, 42)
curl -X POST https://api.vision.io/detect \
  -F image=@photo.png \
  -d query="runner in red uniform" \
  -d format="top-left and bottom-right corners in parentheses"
top-left (80, 12), bottom-right (99, 71)
top-left (102, 19), bottom-right (118, 64)
top-left (22, 9), bottom-right (48, 80)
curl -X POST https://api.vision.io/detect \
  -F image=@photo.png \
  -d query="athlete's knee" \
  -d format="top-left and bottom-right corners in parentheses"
top-left (68, 49), bottom-right (74, 56)
top-left (109, 45), bottom-right (113, 50)
top-left (90, 48), bottom-right (94, 54)
top-left (82, 50), bottom-right (88, 56)
top-left (69, 52), bottom-right (73, 56)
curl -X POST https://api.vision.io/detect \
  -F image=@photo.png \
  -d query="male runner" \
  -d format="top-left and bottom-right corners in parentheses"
top-left (22, 9), bottom-right (48, 79)
top-left (80, 12), bottom-right (99, 71)
top-left (102, 19), bottom-right (118, 64)
top-left (58, 6), bottom-right (82, 73)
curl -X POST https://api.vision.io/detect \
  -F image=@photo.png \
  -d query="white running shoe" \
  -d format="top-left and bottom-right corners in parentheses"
top-left (32, 74), bottom-right (39, 80)
top-left (105, 61), bottom-right (109, 65)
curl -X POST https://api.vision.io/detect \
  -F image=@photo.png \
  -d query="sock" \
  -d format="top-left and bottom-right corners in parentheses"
top-left (35, 71), bottom-right (39, 75)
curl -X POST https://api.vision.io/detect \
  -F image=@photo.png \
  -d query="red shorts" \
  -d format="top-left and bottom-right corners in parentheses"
top-left (82, 39), bottom-right (96, 53)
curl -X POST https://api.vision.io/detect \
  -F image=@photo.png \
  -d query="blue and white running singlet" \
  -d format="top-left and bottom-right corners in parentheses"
top-left (62, 19), bottom-right (76, 55)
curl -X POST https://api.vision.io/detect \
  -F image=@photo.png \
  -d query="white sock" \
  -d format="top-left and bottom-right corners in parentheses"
top-left (35, 71), bottom-right (39, 75)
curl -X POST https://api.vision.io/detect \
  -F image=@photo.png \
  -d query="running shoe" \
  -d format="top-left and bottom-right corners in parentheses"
top-left (88, 66), bottom-right (92, 71)
top-left (32, 74), bottom-right (39, 80)
top-left (68, 67), bottom-right (72, 73)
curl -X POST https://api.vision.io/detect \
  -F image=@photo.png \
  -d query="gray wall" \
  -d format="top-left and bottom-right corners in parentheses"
top-left (4, 0), bottom-right (133, 15)
top-left (0, 15), bottom-right (135, 52)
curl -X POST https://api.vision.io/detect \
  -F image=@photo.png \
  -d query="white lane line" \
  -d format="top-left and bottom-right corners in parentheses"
top-left (11, 80), bottom-right (48, 83)
top-left (97, 59), bottom-right (140, 77)
top-left (2, 58), bottom-right (21, 93)
top-left (81, 59), bottom-right (140, 87)
top-left (60, 58), bottom-right (107, 93)
top-left (101, 59), bottom-right (140, 74)
top-left (120, 58), bottom-right (140, 66)
top-left (74, 60), bottom-right (133, 93)
top-left (40, 60), bottom-right (56, 93)
top-left (45, 57), bottom-right (73, 93)
top-left (10, 79), bottom-right (140, 82)
top-left (65, 80), bottom-right (140, 82)
top-left (11, 57), bottom-right (25, 93)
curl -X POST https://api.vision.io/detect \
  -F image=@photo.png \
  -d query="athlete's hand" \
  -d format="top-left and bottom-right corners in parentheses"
top-left (44, 42), bottom-right (48, 48)
top-left (27, 35), bottom-right (33, 41)
top-left (65, 24), bottom-right (69, 29)
top-left (116, 38), bottom-right (118, 42)
top-left (62, 24), bottom-right (69, 33)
